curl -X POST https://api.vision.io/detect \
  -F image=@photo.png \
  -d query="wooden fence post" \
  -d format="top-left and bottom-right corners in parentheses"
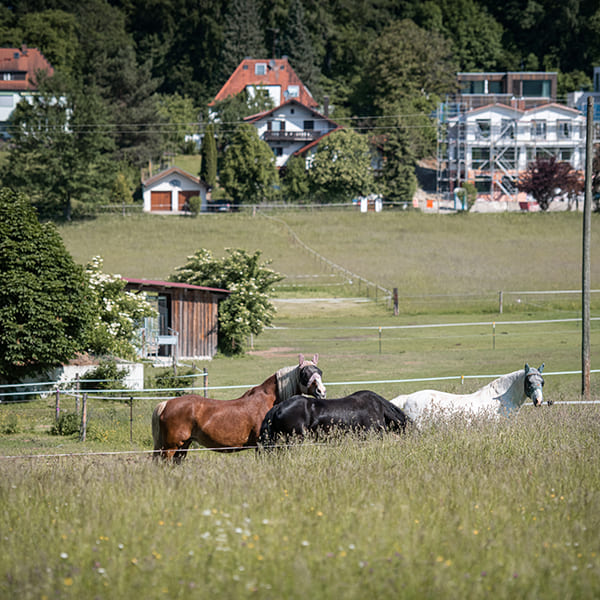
top-left (55, 388), bottom-right (60, 421)
top-left (129, 397), bottom-right (133, 443)
top-left (80, 393), bottom-right (87, 442)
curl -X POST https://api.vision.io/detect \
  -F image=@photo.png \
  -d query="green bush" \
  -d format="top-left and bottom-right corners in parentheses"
top-left (0, 413), bottom-right (20, 434)
top-left (187, 195), bottom-right (202, 216)
top-left (152, 368), bottom-right (198, 396)
top-left (50, 412), bottom-right (79, 436)
top-left (80, 359), bottom-right (129, 392)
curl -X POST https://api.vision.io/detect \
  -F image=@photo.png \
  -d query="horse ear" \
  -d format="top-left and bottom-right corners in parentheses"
top-left (524, 364), bottom-right (530, 374)
top-left (298, 354), bottom-right (305, 366)
top-left (312, 354), bottom-right (319, 365)
top-left (539, 363), bottom-right (544, 373)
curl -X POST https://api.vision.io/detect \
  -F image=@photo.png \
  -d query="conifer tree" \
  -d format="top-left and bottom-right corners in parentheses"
top-left (200, 123), bottom-right (217, 188)
top-left (220, 0), bottom-right (266, 82)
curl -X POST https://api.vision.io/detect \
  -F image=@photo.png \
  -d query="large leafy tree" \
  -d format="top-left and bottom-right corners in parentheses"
top-left (517, 156), bottom-right (582, 211)
top-left (356, 19), bottom-right (458, 158)
top-left (170, 248), bottom-right (283, 355)
top-left (0, 188), bottom-right (94, 383)
top-left (84, 257), bottom-right (156, 360)
top-left (219, 123), bottom-right (278, 205)
top-left (155, 92), bottom-right (200, 154)
top-left (381, 121), bottom-right (418, 204)
top-left (20, 9), bottom-right (79, 78)
top-left (281, 154), bottom-right (310, 202)
top-left (308, 129), bottom-right (375, 203)
top-left (3, 75), bottom-right (115, 220)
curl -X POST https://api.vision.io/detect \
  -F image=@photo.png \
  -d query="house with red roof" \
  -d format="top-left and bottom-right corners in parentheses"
top-left (244, 99), bottom-right (342, 168)
top-left (0, 46), bottom-right (54, 137)
top-left (211, 57), bottom-right (341, 168)
top-left (210, 57), bottom-right (317, 110)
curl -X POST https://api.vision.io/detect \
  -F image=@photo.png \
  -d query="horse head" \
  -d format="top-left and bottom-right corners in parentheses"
top-left (524, 363), bottom-right (547, 406)
top-left (298, 353), bottom-right (326, 399)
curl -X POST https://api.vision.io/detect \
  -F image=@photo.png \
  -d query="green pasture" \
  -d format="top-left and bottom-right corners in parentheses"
top-left (1, 407), bottom-right (599, 599)
top-left (2, 209), bottom-right (600, 597)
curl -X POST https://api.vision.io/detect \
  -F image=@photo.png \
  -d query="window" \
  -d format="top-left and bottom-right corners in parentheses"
top-left (557, 121), bottom-right (571, 139)
top-left (471, 148), bottom-right (489, 169)
top-left (462, 80), bottom-right (484, 94)
top-left (531, 120), bottom-right (547, 139)
top-left (273, 147), bottom-right (283, 157)
top-left (522, 80), bottom-right (551, 97)
top-left (287, 85), bottom-right (299, 98)
top-left (269, 120), bottom-right (282, 132)
top-left (0, 95), bottom-right (14, 107)
top-left (303, 120), bottom-right (314, 130)
top-left (488, 81), bottom-right (503, 94)
top-left (255, 63), bottom-right (266, 75)
top-left (475, 119), bottom-right (491, 139)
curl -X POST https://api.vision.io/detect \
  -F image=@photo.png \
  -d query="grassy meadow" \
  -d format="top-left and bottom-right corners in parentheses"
top-left (2, 208), bottom-right (600, 598)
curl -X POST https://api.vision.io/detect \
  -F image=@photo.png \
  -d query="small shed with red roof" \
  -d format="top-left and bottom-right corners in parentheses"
top-left (124, 278), bottom-right (229, 359)
top-left (141, 166), bottom-right (209, 214)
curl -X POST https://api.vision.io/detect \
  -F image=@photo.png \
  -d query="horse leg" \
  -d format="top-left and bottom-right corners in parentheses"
top-left (173, 439), bottom-right (193, 463)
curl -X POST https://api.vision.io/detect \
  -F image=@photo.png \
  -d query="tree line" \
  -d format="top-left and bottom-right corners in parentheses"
top-left (1, 0), bottom-right (600, 217)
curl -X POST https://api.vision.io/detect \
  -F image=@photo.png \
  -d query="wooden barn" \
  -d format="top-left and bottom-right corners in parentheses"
top-left (123, 278), bottom-right (229, 360)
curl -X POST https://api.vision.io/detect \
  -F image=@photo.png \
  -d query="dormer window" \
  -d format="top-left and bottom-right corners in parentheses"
top-left (287, 85), bottom-right (299, 98)
top-left (255, 63), bottom-right (266, 75)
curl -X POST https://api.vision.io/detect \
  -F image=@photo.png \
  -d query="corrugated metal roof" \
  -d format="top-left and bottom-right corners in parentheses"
top-left (123, 277), bottom-right (229, 295)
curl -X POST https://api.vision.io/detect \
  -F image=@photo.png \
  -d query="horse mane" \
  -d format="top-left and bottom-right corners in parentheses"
top-left (276, 364), bottom-right (300, 402)
top-left (487, 369), bottom-right (524, 400)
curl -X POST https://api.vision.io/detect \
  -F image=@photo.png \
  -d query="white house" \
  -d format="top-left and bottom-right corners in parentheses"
top-left (244, 99), bottom-right (341, 168)
top-left (0, 46), bottom-right (54, 138)
top-left (141, 166), bottom-right (208, 213)
top-left (445, 102), bottom-right (585, 203)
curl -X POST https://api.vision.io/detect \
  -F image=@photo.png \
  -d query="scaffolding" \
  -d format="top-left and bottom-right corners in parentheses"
top-left (437, 101), bottom-right (586, 205)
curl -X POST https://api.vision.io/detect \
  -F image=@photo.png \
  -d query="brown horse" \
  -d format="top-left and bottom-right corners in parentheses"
top-left (152, 354), bottom-right (326, 462)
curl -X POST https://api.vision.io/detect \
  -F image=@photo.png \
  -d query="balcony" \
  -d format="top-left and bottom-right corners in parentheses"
top-left (263, 130), bottom-right (322, 142)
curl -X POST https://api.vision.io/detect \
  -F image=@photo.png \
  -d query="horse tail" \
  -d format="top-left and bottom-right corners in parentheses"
top-left (258, 406), bottom-right (279, 451)
top-left (382, 399), bottom-right (410, 432)
top-left (152, 400), bottom-right (169, 459)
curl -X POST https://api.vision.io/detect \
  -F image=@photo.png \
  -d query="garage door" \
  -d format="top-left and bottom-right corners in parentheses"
top-left (178, 190), bottom-right (198, 211)
top-left (151, 191), bottom-right (171, 211)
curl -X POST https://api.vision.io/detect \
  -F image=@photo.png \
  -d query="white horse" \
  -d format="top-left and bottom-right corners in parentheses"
top-left (391, 364), bottom-right (545, 427)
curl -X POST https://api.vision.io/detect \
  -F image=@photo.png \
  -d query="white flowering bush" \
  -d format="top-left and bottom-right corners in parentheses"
top-left (85, 257), bottom-right (156, 359)
top-left (171, 248), bottom-right (283, 354)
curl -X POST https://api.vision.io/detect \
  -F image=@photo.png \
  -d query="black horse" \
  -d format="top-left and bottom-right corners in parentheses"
top-left (258, 390), bottom-right (409, 448)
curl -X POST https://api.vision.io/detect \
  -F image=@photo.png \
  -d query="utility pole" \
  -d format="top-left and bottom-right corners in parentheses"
top-left (582, 96), bottom-right (593, 399)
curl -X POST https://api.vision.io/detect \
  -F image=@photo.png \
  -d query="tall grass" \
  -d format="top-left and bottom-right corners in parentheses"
top-left (1, 405), bottom-right (599, 599)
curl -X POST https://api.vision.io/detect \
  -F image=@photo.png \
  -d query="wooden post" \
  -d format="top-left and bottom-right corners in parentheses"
top-left (129, 397), bottom-right (133, 443)
top-left (582, 96), bottom-right (593, 399)
top-left (75, 373), bottom-right (80, 415)
top-left (203, 368), bottom-right (208, 397)
top-left (80, 393), bottom-right (87, 442)
top-left (393, 288), bottom-right (399, 316)
top-left (378, 327), bottom-right (382, 354)
top-left (498, 291), bottom-right (503, 314)
top-left (55, 388), bottom-right (60, 420)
